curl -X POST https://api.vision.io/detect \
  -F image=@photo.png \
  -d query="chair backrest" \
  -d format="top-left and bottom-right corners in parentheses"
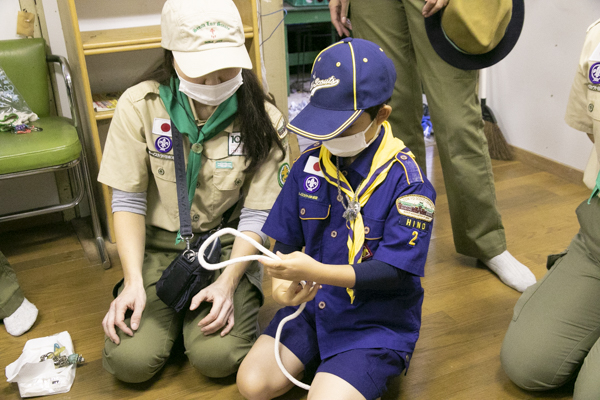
top-left (0, 38), bottom-right (50, 118)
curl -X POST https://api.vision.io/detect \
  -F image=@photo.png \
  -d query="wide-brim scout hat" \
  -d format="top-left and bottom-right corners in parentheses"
top-left (424, 0), bottom-right (524, 70)
top-left (161, 0), bottom-right (252, 78)
top-left (287, 37), bottom-right (396, 141)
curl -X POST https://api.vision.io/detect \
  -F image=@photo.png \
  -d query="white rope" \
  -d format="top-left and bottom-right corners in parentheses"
top-left (197, 228), bottom-right (311, 391)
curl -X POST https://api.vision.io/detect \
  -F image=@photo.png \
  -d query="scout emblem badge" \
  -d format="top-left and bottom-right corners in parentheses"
top-left (198, 228), bottom-right (312, 391)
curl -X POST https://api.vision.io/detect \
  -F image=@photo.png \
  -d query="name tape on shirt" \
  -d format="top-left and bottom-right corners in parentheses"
top-left (229, 131), bottom-right (244, 156)
top-left (152, 118), bottom-right (172, 137)
top-left (303, 155), bottom-right (324, 177)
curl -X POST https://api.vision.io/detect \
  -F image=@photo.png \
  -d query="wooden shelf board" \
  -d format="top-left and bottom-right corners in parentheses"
top-left (81, 24), bottom-right (253, 55)
top-left (94, 110), bottom-right (115, 121)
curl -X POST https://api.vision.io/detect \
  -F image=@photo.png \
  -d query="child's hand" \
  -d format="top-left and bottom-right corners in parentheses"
top-left (260, 251), bottom-right (321, 282)
top-left (273, 280), bottom-right (321, 307)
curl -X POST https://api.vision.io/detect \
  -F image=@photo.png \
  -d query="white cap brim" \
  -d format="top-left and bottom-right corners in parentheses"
top-left (172, 45), bottom-right (253, 78)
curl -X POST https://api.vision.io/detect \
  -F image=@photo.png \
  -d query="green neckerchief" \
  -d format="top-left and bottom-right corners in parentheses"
top-left (588, 170), bottom-right (600, 204)
top-left (159, 76), bottom-right (238, 206)
top-left (159, 76), bottom-right (238, 243)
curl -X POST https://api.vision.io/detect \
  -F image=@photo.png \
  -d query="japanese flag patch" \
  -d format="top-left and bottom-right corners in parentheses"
top-left (303, 155), bottom-right (324, 177)
top-left (152, 118), bottom-right (172, 137)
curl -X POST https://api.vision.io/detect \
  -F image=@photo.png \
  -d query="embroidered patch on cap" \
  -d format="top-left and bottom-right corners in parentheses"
top-left (590, 62), bottom-right (600, 85)
top-left (278, 163), bottom-right (290, 187)
top-left (303, 155), bottom-right (325, 177)
top-left (155, 136), bottom-right (173, 153)
top-left (396, 194), bottom-right (434, 222)
top-left (152, 118), bottom-right (172, 136)
top-left (304, 176), bottom-right (321, 193)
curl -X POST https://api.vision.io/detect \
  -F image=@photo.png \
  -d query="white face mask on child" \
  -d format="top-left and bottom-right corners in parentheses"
top-left (323, 120), bottom-right (378, 157)
top-left (177, 70), bottom-right (243, 106)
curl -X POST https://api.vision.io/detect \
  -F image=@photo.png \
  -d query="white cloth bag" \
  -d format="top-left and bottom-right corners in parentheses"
top-left (5, 331), bottom-right (77, 398)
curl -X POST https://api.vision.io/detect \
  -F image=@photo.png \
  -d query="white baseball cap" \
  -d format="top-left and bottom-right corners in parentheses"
top-left (161, 0), bottom-right (253, 78)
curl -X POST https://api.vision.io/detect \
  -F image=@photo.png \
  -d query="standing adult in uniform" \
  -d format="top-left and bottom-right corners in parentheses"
top-left (99, 0), bottom-right (289, 383)
top-left (500, 18), bottom-right (600, 399)
top-left (328, 0), bottom-right (537, 292)
top-left (1, 250), bottom-right (38, 336)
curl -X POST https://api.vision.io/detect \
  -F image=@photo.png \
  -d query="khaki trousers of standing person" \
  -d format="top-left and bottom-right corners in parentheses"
top-left (350, 0), bottom-right (506, 260)
top-left (102, 226), bottom-right (263, 383)
top-left (0, 250), bottom-right (25, 320)
top-left (501, 196), bottom-right (600, 400)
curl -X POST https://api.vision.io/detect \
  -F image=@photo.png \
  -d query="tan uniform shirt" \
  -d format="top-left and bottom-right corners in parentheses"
top-left (565, 18), bottom-right (600, 191)
top-left (98, 80), bottom-right (290, 233)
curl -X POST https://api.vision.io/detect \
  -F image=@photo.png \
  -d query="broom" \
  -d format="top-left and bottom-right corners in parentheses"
top-left (480, 68), bottom-right (514, 161)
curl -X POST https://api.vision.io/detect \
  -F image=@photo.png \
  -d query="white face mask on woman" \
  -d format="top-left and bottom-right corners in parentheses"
top-left (177, 70), bottom-right (243, 106)
top-left (323, 120), bottom-right (379, 157)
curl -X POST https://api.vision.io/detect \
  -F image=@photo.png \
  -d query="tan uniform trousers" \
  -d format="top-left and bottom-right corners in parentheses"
top-left (102, 227), bottom-right (262, 383)
top-left (350, 0), bottom-right (505, 259)
top-left (0, 250), bottom-right (24, 320)
top-left (501, 196), bottom-right (600, 400)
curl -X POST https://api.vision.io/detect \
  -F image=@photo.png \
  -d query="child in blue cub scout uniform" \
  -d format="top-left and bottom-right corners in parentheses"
top-left (237, 37), bottom-right (436, 400)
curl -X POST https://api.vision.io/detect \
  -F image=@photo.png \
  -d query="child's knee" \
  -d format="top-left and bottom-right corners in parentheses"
top-left (187, 335), bottom-right (251, 378)
top-left (102, 340), bottom-right (167, 383)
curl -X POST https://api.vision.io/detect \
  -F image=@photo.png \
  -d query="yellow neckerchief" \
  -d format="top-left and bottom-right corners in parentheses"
top-left (320, 121), bottom-right (414, 303)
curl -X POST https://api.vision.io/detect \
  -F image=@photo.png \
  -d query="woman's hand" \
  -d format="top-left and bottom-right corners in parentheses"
top-left (261, 251), bottom-right (321, 283)
top-left (102, 281), bottom-right (146, 344)
top-left (190, 276), bottom-right (236, 337)
top-left (273, 280), bottom-right (321, 307)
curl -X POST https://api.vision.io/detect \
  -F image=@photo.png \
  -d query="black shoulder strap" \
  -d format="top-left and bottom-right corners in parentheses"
top-left (171, 122), bottom-right (193, 239)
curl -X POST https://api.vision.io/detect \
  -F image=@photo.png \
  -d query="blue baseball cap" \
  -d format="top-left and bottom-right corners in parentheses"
top-left (287, 37), bottom-right (396, 141)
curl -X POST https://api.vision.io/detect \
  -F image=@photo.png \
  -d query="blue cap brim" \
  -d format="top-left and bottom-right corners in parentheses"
top-left (287, 102), bottom-right (364, 141)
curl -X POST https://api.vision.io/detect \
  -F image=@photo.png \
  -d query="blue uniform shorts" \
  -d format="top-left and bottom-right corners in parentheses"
top-left (263, 306), bottom-right (409, 400)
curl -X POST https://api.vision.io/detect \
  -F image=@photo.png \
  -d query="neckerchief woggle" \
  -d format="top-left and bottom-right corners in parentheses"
top-left (320, 121), bottom-right (414, 303)
top-left (588, 170), bottom-right (600, 204)
top-left (159, 76), bottom-right (238, 243)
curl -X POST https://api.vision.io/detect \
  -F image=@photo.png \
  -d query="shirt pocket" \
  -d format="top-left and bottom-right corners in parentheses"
top-left (587, 90), bottom-right (600, 121)
top-left (148, 157), bottom-right (178, 219)
top-left (298, 199), bottom-right (330, 256)
top-left (211, 168), bottom-right (245, 216)
top-left (363, 216), bottom-right (385, 241)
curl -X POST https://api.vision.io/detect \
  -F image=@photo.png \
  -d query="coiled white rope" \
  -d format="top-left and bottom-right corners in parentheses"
top-left (197, 228), bottom-right (311, 391)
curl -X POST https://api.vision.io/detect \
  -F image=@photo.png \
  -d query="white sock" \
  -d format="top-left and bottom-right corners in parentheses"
top-left (4, 298), bottom-right (38, 336)
top-left (482, 251), bottom-right (537, 292)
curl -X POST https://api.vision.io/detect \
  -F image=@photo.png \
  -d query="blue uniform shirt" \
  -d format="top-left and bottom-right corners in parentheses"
top-left (263, 129), bottom-right (436, 358)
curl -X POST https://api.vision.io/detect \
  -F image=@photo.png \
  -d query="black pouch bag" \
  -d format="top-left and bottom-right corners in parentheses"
top-left (156, 233), bottom-right (221, 312)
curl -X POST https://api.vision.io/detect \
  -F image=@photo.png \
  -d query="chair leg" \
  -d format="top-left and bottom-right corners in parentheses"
top-left (79, 156), bottom-right (111, 269)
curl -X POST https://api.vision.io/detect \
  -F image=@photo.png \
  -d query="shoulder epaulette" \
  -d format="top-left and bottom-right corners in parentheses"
top-left (294, 142), bottom-right (322, 163)
top-left (587, 18), bottom-right (600, 33)
top-left (396, 151), bottom-right (424, 185)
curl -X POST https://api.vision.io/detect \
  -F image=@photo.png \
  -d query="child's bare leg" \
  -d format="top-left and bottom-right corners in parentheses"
top-left (237, 335), bottom-right (305, 400)
top-left (307, 372), bottom-right (367, 400)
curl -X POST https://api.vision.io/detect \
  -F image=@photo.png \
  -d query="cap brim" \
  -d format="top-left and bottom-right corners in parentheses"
top-left (172, 45), bottom-right (253, 78)
top-left (287, 102), bottom-right (364, 141)
top-left (425, 0), bottom-right (524, 70)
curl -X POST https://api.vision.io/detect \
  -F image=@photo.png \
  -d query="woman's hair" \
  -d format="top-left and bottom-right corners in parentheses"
top-left (138, 50), bottom-right (285, 172)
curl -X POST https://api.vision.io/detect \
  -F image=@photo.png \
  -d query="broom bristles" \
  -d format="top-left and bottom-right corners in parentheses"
top-left (484, 120), bottom-right (514, 161)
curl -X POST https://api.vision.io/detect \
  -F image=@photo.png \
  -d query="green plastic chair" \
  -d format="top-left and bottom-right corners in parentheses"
top-left (0, 38), bottom-right (110, 269)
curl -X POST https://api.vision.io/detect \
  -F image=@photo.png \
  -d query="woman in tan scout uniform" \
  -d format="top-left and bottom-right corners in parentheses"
top-left (98, 0), bottom-right (289, 383)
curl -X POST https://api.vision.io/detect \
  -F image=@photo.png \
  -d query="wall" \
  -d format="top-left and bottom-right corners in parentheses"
top-left (488, 0), bottom-right (597, 171)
